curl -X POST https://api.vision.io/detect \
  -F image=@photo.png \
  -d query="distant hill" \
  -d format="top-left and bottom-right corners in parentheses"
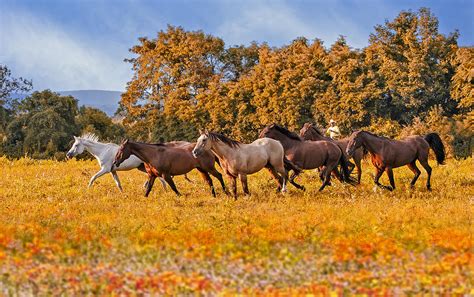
top-left (58, 90), bottom-right (122, 116)
top-left (10, 90), bottom-right (122, 116)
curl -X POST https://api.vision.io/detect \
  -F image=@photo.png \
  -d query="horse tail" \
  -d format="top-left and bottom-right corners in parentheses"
top-left (283, 156), bottom-right (301, 175)
top-left (424, 133), bottom-right (446, 165)
top-left (338, 147), bottom-right (357, 185)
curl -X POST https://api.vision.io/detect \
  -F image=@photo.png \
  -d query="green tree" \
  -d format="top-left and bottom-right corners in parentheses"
top-left (0, 65), bottom-right (32, 140)
top-left (77, 106), bottom-right (125, 142)
top-left (3, 90), bottom-right (79, 158)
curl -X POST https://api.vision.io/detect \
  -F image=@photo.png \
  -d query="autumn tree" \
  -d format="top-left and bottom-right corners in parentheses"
top-left (121, 25), bottom-right (225, 141)
top-left (364, 8), bottom-right (458, 124)
top-left (313, 36), bottom-right (370, 132)
top-left (450, 46), bottom-right (473, 111)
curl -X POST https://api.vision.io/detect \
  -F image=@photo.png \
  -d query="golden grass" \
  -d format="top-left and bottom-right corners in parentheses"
top-left (0, 156), bottom-right (473, 295)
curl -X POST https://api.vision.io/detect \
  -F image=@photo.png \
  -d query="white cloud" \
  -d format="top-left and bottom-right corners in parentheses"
top-left (0, 9), bottom-right (131, 91)
top-left (216, 0), bottom-right (368, 48)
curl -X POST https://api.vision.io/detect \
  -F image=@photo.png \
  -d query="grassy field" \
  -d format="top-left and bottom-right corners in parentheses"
top-left (0, 156), bottom-right (473, 295)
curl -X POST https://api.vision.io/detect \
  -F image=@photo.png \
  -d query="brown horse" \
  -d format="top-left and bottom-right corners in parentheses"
top-left (300, 123), bottom-right (365, 183)
top-left (113, 139), bottom-right (226, 197)
top-left (346, 131), bottom-right (445, 191)
top-left (259, 124), bottom-right (354, 191)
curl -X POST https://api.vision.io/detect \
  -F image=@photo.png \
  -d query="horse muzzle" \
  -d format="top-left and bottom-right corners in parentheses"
top-left (192, 149), bottom-right (200, 158)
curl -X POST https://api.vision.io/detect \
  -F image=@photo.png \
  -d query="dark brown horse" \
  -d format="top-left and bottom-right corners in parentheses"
top-left (346, 131), bottom-right (445, 191)
top-left (259, 124), bottom-right (354, 191)
top-left (113, 140), bottom-right (226, 197)
top-left (300, 123), bottom-right (365, 183)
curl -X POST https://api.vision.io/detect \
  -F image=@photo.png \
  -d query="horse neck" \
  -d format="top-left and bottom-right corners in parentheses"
top-left (83, 140), bottom-right (108, 157)
top-left (128, 142), bottom-right (154, 163)
top-left (307, 129), bottom-right (326, 141)
top-left (210, 140), bottom-right (238, 161)
top-left (271, 133), bottom-right (300, 150)
top-left (360, 133), bottom-right (385, 154)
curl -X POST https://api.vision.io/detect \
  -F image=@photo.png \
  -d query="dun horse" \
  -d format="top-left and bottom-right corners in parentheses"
top-left (346, 131), bottom-right (445, 190)
top-left (300, 123), bottom-right (365, 183)
top-left (259, 124), bottom-right (354, 191)
top-left (192, 131), bottom-right (299, 199)
top-left (113, 140), bottom-right (226, 197)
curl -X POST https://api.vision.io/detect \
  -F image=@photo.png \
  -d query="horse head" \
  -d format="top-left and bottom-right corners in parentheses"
top-left (114, 139), bottom-right (131, 168)
top-left (66, 136), bottom-right (85, 159)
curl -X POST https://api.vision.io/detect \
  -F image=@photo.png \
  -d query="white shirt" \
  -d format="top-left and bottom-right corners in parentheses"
top-left (326, 126), bottom-right (341, 139)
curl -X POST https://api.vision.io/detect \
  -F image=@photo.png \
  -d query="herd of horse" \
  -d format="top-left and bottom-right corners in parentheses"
top-left (66, 123), bottom-right (446, 199)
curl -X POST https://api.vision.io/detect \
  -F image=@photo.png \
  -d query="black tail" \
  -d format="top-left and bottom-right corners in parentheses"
top-left (424, 133), bottom-right (446, 164)
top-left (283, 157), bottom-right (302, 175)
top-left (338, 148), bottom-right (357, 185)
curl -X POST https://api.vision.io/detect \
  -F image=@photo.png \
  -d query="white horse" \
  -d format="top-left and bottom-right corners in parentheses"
top-left (192, 131), bottom-right (298, 199)
top-left (66, 133), bottom-right (166, 191)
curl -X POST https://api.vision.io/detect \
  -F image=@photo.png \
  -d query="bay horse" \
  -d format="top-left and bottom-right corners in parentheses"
top-left (259, 124), bottom-right (354, 191)
top-left (346, 131), bottom-right (445, 191)
top-left (299, 123), bottom-right (365, 183)
top-left (113, 140), bottom-right (227, 197)
top-left (192, 131), bottom-right (299, 199)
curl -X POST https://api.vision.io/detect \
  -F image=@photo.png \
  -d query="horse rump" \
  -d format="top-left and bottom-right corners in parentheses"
top-left (424, 133), bottom-right (446, 164)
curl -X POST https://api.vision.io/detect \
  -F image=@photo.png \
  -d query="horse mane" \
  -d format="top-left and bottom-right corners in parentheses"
top-left (80, 133), bottom-right (100, 143)
top-left (307, 123), bottom-right (324, 136)
top-left (207, 132), bottom-right (241, 148)
top-left (360, 130), bottom-right (391, 141)
top-left (268, 124), bottom-right (302, 141)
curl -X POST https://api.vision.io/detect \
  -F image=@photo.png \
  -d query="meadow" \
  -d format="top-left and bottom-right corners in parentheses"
top-left (0, 156), bottom-right (472, 295)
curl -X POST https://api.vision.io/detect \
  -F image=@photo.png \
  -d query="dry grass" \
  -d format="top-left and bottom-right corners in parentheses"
top-left (0, 156), bottom-right (473, 295)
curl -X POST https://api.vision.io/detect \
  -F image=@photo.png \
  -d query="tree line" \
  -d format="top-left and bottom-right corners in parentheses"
top-left (1, 8), bottom-right (472, 159)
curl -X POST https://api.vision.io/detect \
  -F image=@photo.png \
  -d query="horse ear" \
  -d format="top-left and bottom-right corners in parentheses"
top-left (198, 129), bottom-right (203, 135)
top-left (204, 129), bottom-right (209, 134)
top-left (73, 136), bottom-right (78, 140)
top-left (122, 138), bottom-right (129, 144)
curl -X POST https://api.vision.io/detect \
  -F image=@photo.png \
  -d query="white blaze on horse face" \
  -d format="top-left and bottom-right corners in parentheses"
top-left (193, 134), bottom-right (211, 157)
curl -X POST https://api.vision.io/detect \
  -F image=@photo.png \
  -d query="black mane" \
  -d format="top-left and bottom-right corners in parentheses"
top-left (207, 132), bottom-right (241, 148)
top-left (268, 124), bottom-right (302, 141)
top-left (360, 130), bottom-right (391, 140)
top-left (308, 124), bottom-right (324, 136)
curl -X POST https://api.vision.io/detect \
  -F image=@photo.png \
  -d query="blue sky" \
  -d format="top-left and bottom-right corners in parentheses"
top-left (1, 0), bottom-right (472, 91)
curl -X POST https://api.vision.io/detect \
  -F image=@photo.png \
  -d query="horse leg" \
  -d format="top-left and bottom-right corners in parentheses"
top-left (229, 175), bottom-right (237, 200)
top-left (163, 174), bottom-right (181, 196)
top-left (418, 159), bottom-right (432, 191)
top-left (111, 171), bottom-right (123, 192)
top-left (385, 167), bottom-right (395, 191)
top-left (374, 167), bottom-right (386, 189)
top-left (144, 175), bottom-right (156, 197)
top-left (197, 168), bottom-right (216, 197)
top-left (275, 164), bottom-right (288, 193)
top-left (318, 166), bottom-right (331, 191)
top-left (184, 174), bottom-right (193, 183)
top-left (239, 174), bottom-right (250, 196)
top-left (273, 164), bottom-right (302, 191)
top-left (88, 167), bottom-right (108, 188)
top-left (208, 167), bottom-right (228, 194)
top-left (265, 165), bottom-right (282, 192)
top-left (355, 157), bottom-right (362, 184)
top-left (407, 161), bottom-right (421, 188)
